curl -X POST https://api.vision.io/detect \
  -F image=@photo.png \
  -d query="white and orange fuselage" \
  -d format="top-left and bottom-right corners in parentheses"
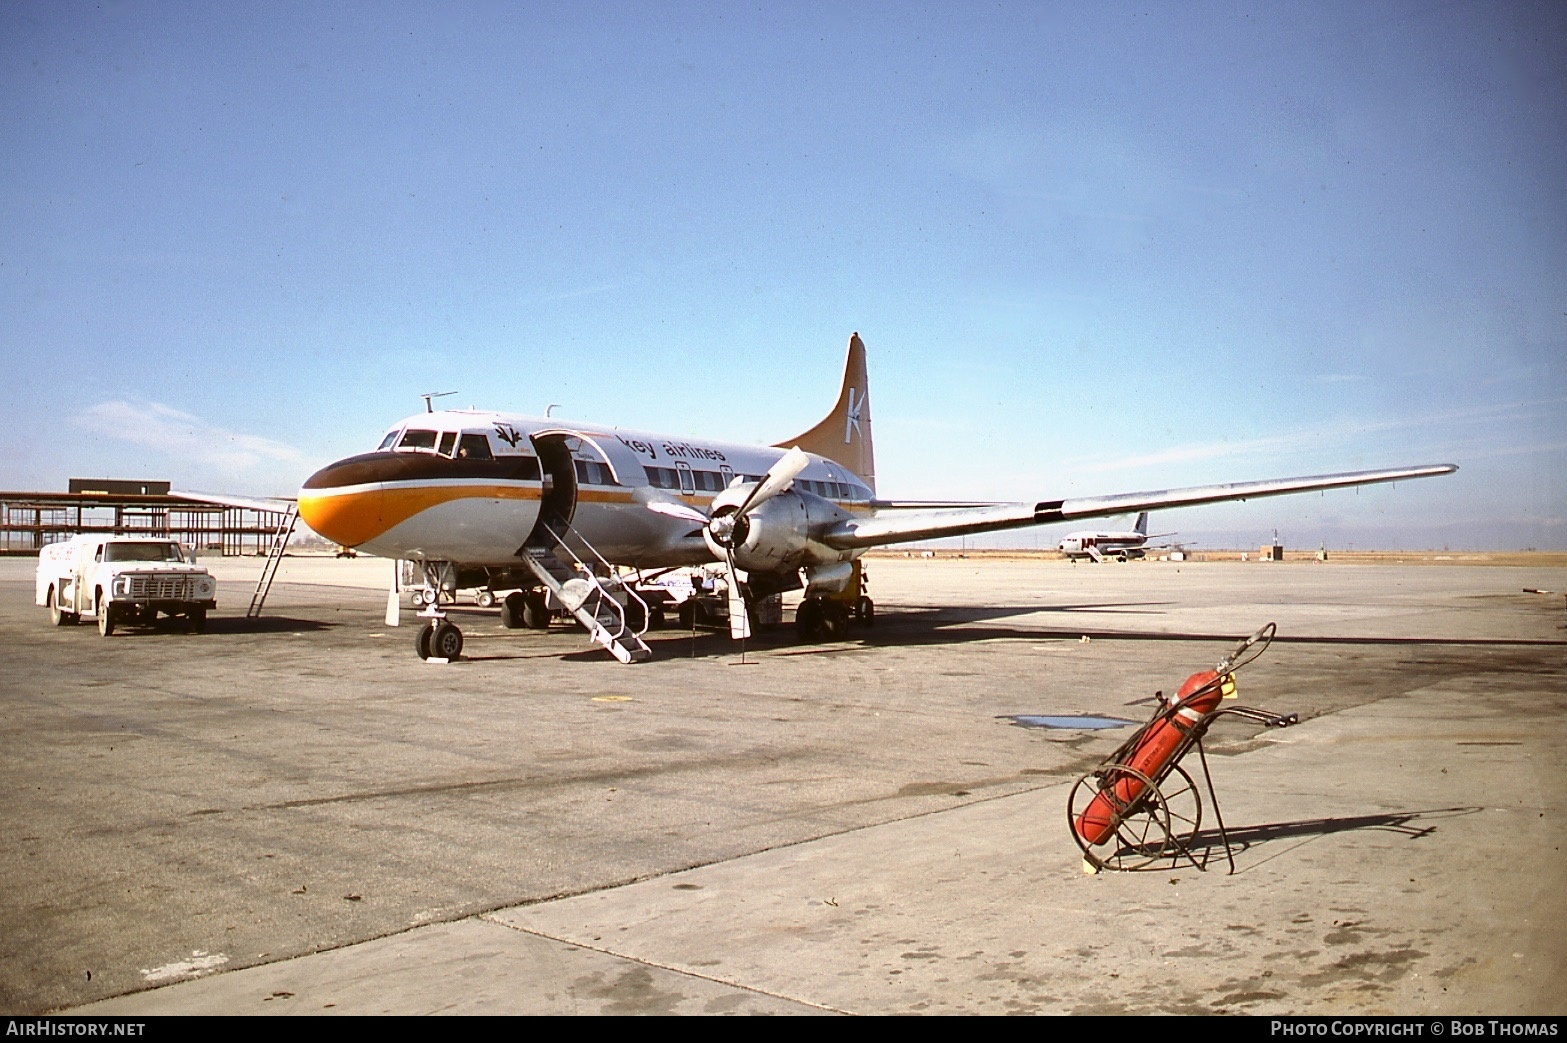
top-left (298, 411), bottom-right (874, 569)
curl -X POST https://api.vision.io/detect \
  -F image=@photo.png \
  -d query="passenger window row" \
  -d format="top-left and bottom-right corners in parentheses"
top-left (642, 466), bottom-right (867, 501)
top-left (574, 460), bottom-right (618, 486)
top-left (642, 466), bottom-right (748, 492)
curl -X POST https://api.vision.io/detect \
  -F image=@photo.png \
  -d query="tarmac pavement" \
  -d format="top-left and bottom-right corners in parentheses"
top-left (1, 555), bottom-right (1560, 1015)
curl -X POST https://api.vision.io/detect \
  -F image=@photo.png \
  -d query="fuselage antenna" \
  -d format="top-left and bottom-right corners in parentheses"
top-left (421, 391), bottom-right (457, 413)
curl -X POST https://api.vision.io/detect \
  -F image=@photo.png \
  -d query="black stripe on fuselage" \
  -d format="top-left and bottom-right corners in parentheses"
top-left (303, 451), bottom-right (542, 490)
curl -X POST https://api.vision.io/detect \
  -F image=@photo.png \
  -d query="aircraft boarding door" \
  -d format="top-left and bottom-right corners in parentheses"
top-left (528, 434), bottom-right (579, 542)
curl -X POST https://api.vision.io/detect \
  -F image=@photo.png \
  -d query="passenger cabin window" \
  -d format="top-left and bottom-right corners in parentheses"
top-left (574, 460), bottom-right (617, 486)
top-left (397, 429), bottom-right (438, 452)
top-left (457, 433), bottom-right (494, 461)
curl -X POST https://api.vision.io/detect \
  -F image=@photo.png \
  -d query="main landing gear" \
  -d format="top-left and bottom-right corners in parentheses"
top-left (499, 589), bottom-right (551, 630)
top-left (794, 563), bottom-right (875, 642)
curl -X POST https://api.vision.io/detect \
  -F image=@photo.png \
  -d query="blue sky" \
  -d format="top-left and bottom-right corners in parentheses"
top-left (4, 1), bottom-right (1563, 549)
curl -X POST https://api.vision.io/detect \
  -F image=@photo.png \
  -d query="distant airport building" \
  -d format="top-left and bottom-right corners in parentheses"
top-left (68, 478), bottom-right (172, 496)
top-left (1, 479), bottom-right (292, 556)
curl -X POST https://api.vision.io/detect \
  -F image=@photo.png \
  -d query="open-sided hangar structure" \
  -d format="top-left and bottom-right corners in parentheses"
top-left (0, 479), bottom-right (293, 557)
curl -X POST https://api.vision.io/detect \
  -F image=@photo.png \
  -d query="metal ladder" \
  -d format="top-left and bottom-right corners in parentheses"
top-left (246, 505), bottom-right (299, 619)
top-left (519, 523), bottom-right (651, 664)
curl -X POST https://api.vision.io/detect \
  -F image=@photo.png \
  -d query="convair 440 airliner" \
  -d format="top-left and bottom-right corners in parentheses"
top-left (292, 334), bottom-right (1455, 663)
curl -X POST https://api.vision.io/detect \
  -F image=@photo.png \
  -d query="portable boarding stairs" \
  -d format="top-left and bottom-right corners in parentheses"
top-left (519, 521), bottom-right (652, 664)
top-left (247, 504), bottom-right (299, 619)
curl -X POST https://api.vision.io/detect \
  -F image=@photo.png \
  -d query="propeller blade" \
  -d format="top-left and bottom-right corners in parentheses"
top-left (736, 446), bottom-right (810, 517)
top-left (724, 549), bottom-right (751, 641)
top-left (646, 500), bottom-right (709, 524)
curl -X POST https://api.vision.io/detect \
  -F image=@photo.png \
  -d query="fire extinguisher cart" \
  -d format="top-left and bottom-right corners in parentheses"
top-left (1067, 623), bottom-right (1298, 874)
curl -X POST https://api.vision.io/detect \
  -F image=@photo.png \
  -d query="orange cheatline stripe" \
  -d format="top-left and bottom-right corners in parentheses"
top-left (297, 484), bottom-right (541, 547)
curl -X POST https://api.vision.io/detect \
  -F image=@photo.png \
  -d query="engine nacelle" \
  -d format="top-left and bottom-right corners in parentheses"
top-left (704, 487), bottom-right (853, 574)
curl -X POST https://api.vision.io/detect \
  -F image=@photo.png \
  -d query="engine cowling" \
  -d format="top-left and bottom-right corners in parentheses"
top-left (703, 487), bottom-right (853, 574)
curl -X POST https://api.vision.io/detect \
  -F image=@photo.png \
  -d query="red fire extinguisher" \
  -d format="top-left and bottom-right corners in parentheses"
top-left (1074, 668), bottom-right (1233, 844)
top-left (1072, 623), bottom-right (1273, 846)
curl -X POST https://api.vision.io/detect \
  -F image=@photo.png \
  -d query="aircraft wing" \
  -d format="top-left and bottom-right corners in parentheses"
top-left (172, 490), bottom-right (297, 513)
top-left (822, 464), bottom-right (1457, 550)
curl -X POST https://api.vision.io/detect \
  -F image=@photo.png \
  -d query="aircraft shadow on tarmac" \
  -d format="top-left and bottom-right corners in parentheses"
top-left (218, 617), bottom-right (338, 635)
top-left (96, 616), bottom-right (337, 637)
top-left (436, 600), bottom-right (1567, 663)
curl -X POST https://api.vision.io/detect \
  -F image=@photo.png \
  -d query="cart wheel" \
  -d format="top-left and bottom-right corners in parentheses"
top-left (475, 589), bottom-right (496, 608)
top-left (1067, 764), bottom-right (1202, 872)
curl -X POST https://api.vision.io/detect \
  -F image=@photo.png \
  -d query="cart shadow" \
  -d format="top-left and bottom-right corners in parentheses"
top-left (1159, 806), bottom-right (1485, 872)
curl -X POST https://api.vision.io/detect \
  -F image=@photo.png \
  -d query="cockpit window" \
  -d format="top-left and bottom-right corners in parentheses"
top-left (438, 432), bottom-right (458, 457)
top-left (458, 433), bottom-right (494, 460)
top-left (377, 430), bottom-right (400, 451)
top-left (397, 429), bottom-right (438, 451)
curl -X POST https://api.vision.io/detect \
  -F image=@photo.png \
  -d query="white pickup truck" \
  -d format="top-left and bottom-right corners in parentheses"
top-left (36, 534), bottom-right (218, 635)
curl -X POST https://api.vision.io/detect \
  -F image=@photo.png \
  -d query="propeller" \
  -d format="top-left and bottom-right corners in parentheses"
top-left (645, 446), bottom-right (811, 640)
top-left (709, 447), bottom-right (809, 640)
top-left (710, 447), bottom-right (810, 548)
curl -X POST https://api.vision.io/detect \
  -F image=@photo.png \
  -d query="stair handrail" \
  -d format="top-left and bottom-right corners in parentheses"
top-left (534, 520), bottom-right (650, 643)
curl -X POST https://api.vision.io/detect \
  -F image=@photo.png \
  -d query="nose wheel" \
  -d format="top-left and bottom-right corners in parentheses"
top-left (415, 619), bottom-right (464, 661)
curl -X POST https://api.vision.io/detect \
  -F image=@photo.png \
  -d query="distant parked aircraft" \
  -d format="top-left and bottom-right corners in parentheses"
top-left (1058, 512), bottom-right (1176, 562)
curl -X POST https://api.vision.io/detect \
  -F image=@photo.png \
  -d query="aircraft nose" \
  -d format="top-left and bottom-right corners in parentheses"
top-left (297, 455), bottom-right (390, 548)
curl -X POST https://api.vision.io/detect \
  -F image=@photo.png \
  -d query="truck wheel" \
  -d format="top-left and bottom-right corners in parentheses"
top-left (475, 589), bottom-right (496, 608)
top-left (187, 607), bottom-right (207, 634)
top-left (49, 587), bottom-right (77, 626)
top-left (97, 601), bottom-right (116, 637)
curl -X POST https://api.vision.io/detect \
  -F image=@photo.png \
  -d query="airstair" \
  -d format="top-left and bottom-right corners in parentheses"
top-left (246, 504), bottom-right (299, 619)
top-left (520, 523), bottom-right (651, 664)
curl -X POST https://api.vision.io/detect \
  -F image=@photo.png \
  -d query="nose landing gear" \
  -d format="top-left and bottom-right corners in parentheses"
top-left (411, 560), bottom-right (465, 662)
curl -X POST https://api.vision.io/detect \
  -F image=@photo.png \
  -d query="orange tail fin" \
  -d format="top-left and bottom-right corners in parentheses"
top-left (774, 333), bottom-right (875, 493)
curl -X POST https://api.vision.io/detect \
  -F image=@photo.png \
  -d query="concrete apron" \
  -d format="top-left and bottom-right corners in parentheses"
top-left (77, 674), bottom-right (1564, 1015)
